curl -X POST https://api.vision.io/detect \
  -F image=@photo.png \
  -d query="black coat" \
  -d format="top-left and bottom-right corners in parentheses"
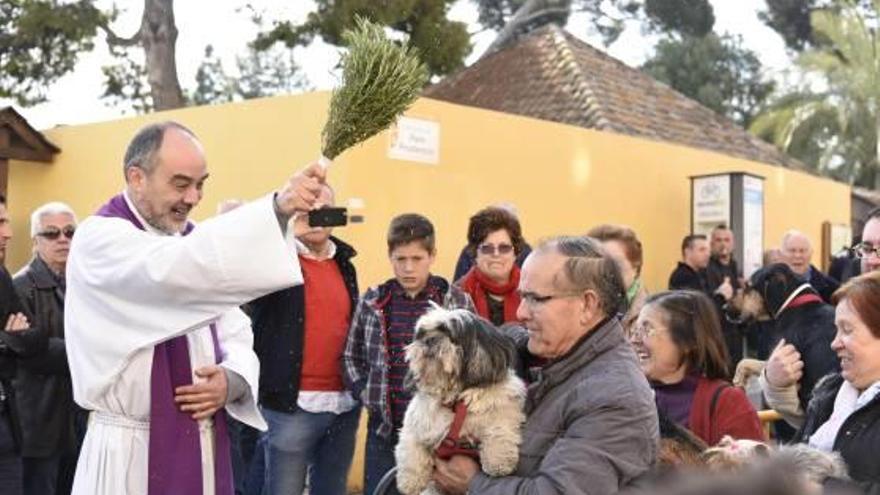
top-left (0, 266), bottom-right (46, 453)
top-left (774, 301), bottom-right (840, 410)
top-left (706, 256), bottom-right (741, 292)
top-left (807, 265), bottom-right (840, 304)
top-left (668, 262), bottom-right (710, 293)
top-left (249, 237), bottom-right (359, 413)
top-left (12, 256), bottom-right (77, 457)
top-left (797, 373), bottom-right (880, 494)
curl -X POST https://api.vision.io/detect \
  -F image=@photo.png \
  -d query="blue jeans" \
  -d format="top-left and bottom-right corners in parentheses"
top-left (364, 414), bottom-right (399, 495)
top-left (263, 405), bottom-right (361, 495)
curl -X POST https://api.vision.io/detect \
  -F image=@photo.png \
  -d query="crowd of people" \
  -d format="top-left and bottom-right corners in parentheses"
top-left (1, 120), bottom-right (880, 495)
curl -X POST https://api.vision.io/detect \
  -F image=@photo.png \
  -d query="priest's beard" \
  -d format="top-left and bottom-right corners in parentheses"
top-left (132, 194), bottom-right (190, 235)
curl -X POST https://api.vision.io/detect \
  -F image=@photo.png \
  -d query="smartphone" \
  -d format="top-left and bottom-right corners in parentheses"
top-left (308, 207), bottom-right (348, 227)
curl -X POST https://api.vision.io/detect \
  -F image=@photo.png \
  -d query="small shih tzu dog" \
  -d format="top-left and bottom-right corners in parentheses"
top-left (395, 306), bottom-right (526, 495)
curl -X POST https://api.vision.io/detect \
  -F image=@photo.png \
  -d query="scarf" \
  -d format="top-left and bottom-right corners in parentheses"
top-left (809, 379), bottom-right (880, 453)
top-left (460, 265), bottom-right (521, 324)
top-left (95, 193), bottom-right (233, 495)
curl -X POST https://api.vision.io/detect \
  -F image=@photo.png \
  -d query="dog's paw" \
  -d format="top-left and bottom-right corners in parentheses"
top-left (396, 470), bottom-right (428, 495)
top-left (481, 455), bottom-right (518, 477)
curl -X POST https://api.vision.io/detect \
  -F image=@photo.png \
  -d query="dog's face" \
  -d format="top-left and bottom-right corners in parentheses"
top-left (702, 436), bottom-right (771, 471)
top-left (405, 306), bottom-right (515, 398)
top-left (725, 263), bottom-right (813, 323)
top-left (724, 284), bottom-right (770, 324)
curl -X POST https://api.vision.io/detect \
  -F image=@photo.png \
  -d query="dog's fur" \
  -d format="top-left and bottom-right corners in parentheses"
top-left (724, 263), bottom-right (839, 409)
top-left (703, 435), bottom-right (848, 490)
top-left (395, 307), bottom-right (526, 495)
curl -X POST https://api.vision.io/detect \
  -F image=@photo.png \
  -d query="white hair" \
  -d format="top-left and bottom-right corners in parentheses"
top-left (781, 230), bottom-right (811, 250)
top-left (30, 202), bottom-right (77, 238)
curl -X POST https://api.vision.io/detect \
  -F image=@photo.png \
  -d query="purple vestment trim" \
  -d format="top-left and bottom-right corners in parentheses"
top-left (95, 194), bottom-right (233, 495)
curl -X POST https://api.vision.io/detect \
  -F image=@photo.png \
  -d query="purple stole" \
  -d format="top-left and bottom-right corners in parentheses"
top-left (95, 194), bottom-right (233, 495)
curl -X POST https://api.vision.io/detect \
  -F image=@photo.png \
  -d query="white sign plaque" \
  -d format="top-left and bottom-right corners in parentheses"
top-left (387, 117), bottom-right (440, 164)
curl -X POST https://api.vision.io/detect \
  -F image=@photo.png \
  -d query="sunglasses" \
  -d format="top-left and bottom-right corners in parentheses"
top-left (37, 225), bottom-right (76, 240)
top-left (478, 243), bottom-right (514, 256)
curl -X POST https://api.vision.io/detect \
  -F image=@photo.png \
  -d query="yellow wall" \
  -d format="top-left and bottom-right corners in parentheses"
top-left (5, 92), bottom-right (850, 492)
top-left (7, 91), bottom-right (851, 292)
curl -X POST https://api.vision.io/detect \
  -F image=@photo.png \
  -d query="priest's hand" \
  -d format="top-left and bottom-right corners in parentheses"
top-left (275, 161), bottom-right (326, 217)
top-left (174, 365), bottom-right (228, 420)
top-left (433, 456), bottom-right (480, 495)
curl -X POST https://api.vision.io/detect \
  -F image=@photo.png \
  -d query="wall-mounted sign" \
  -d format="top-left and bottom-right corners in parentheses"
top-left (741, 175), bottom-right (764, 277)
top-left (692, 174), bottom-right (731, 236)
top-left (691, 172), bottom-right (765, 279)
top-left (387, 116), bottom-right (440, 165)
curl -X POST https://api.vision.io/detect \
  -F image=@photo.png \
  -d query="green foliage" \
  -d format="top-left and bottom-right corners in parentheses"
top-left (321, 17), bottom-right (429, 160)
top-left (759, 0), bottom-right (876, 51)
top-left (0, 0), bottom-right (107, 105)
top-left (750, 0), bottom-right (880, 187)
top-left (471, 0), bottom-right (713, 45)
top-left (642, 33), bottom-right (774, 127)
top-left (253, 0), bottom-right (470, 78)
top-left (644, 0), bottom-right (714, 37)
top-left (188, 44), bottom-right (310, 107)
top-left (101, 46), bottom-right (152, 114)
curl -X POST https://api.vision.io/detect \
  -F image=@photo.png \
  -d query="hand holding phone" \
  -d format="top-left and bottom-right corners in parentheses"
top-left (308, 207), bottom-right (348, 227)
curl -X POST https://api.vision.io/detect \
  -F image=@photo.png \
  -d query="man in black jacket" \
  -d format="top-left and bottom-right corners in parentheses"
top-left (0, 194), bottom-right (46, 495)
top-left (249, 184), bottom-right (360, 495)
top-left (12, 201), bottom-right (81, 495)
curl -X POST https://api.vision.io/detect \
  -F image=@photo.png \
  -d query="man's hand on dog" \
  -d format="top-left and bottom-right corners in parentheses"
top-left (433, 456), bottom-right (479, 494)
top-left (765, 339), bottom-right (804, 387)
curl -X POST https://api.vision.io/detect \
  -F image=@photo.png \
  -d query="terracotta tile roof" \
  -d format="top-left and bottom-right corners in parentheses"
top-left (423, 24), bottom-right (802, 168)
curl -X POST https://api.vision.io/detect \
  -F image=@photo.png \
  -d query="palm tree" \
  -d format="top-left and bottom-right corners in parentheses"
top-left (750, 0), bottom-right (880, 188)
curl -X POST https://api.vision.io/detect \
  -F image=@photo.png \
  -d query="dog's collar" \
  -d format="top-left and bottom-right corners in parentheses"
top-left (774, 283), bottom-right (814, 319)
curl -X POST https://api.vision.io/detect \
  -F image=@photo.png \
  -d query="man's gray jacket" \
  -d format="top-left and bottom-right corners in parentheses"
top-left (471, 318), bottom-right (659, 494)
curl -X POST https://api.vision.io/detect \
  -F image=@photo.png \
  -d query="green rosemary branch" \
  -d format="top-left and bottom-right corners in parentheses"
top-left (321, 17), bottom-right (429, 160)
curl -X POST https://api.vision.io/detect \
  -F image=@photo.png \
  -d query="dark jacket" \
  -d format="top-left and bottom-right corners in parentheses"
top-left (668, 262), bottom-right (710, 293)
top-left (774, 301), bottom-right (840, 410)
top-left (797, 373), bottom-right (880, 494)
top-left (0, 266), bottom-right (46, 453)
top-left (11, 256), bottom-right (77, 457)
top-left (706, 256), bottom-right (741, 293)
top-left (806, 265), bottom-right (840, 304)
top-left (470, 318), bottom-right (659, 494)
top-left (249, 237), bottom-right (358, 413)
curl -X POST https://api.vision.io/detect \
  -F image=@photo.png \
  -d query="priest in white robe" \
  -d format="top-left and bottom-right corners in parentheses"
top-left (64, 121), bottom-right (325, 495)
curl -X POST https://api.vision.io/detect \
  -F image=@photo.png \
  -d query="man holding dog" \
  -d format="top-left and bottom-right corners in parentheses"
top-left (434, 236), bottom-right (658, 494)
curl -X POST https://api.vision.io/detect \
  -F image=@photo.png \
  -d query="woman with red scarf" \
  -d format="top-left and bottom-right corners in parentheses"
top-left (456, 207), bottom-right (526, 326)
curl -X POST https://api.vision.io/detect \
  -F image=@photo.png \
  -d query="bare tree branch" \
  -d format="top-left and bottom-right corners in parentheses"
top-left (99, 20), bottom-right (141, 47)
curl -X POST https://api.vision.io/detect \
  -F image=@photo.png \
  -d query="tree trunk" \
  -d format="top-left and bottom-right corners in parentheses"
top-left (139, 0), bottom-right (184, 110)
top-left (482, 0), bottom-right (572, 58)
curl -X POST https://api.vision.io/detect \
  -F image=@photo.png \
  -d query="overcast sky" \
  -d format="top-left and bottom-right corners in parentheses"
top-left (1, 0), bottom-right (792, 130)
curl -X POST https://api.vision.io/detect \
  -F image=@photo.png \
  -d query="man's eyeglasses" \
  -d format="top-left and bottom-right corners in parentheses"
top-left (478, 243), bottom-right (514, 256)
top-left (37, 225), bottom-right (76, 241)
top-left (519, 290), bottom-right (583, 308)
top-left (854, 242), bottom-right (879, 259)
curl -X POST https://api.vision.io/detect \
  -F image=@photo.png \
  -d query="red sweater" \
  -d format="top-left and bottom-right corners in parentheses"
top-left (298, 256), bottom-right (352, 392)
top-left (689, 377), bottom-right (766, 446)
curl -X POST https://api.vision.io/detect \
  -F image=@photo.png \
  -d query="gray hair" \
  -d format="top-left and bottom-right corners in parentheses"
top-left (781, 229), bottom-right (811, 250)
top-left (534, 235), bottom-right (626, 317)
top-left (30, 202), bottom-right (77, 238)
top-left (123, 121), bottom-right (197, 178)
